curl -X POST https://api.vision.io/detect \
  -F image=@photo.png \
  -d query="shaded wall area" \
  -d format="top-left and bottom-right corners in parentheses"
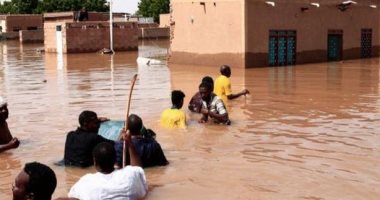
top-left (246, 1), bottom-right (380, 67)
top-left (170, 0), bottom-right (245, 68)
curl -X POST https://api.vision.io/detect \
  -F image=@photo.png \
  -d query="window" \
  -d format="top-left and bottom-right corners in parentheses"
top-left (268, 30), bottom-right (296, 66)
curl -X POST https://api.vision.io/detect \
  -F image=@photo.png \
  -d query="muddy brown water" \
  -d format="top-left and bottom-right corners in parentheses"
top-left (1, 40), bottom-right (380, 199)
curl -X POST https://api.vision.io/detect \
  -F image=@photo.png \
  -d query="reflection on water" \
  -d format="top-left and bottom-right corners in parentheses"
top-left (1, 40), bottom-right (380, 200)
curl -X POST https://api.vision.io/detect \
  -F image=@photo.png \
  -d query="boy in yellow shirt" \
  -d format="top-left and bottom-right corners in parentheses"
top-left (160, 90), bottom-right (186, 128)
top-left (214, 65), bottom-right (249, 105)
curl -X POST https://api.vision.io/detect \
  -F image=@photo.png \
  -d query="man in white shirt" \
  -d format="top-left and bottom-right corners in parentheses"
top-left (58, 130), bottom-right (148, 200)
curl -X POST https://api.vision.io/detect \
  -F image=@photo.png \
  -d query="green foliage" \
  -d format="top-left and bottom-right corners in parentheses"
top-left (0, 0), bottom-right (109, 14)
top-left (137, 0), bottom-right (169, 22)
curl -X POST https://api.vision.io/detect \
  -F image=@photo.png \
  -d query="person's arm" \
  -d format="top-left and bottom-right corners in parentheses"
top-left (199, 108), bottom-right (208, 123)
top-left (208, 111), bottom-right (229, 123)
top-left (0, 138), bottom-right (19, 153)
top-left (123, 130), bottom-right (142, 167)
top-left (227, 89), bottom-right (250, 100)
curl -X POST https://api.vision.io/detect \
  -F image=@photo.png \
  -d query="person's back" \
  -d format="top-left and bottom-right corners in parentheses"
top-left (214, 73), bottom-right (231, 105)
top-left (67, 142), bottom-right (147, 200)
top-left (214, 65), bottom-right (249, 105)
top-left (116, 115), bottom-right (168, 168)
top-left (64, 111), bottom-right (113, 167)
top-left (68, 165), bottom-right (146, 200)
top-left (160, 90), bottom-right (186, 128)
top-left (160, 108), bottom-right (186, 128)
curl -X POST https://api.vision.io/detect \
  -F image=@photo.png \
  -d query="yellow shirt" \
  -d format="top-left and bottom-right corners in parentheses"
top-left (160, 108), bottom-right (186, 128)
top-left (214, 75), bottom-right (232, 105)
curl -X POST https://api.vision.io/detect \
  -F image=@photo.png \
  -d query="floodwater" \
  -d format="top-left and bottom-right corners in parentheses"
top-left (1, 40), bottom-right (380, 200)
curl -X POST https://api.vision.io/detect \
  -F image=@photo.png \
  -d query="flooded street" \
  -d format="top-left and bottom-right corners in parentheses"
top-left (1, 40), bottom-right (380, 199)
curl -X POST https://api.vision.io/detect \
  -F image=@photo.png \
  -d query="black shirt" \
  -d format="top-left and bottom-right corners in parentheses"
top-left (64, 127), bottom-right (114, 167)
top-left (115, 135), bottom-right (169, 168)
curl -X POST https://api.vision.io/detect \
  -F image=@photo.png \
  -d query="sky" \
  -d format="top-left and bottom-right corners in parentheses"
top-left (112, 0), bottom-right (139, 14)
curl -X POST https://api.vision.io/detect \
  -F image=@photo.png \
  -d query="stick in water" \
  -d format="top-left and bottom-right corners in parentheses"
top-left (122, 74), bottom-right (138, 168)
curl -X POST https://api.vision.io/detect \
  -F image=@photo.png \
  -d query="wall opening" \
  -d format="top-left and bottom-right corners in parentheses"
top-left (327, 30), bottom-right (343, 61)
top-left (268, 30), bottom-right (296, 66)
top-left (361, 28), bottom-right (372, 58)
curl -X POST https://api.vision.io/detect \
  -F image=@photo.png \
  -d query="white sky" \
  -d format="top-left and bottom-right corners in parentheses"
top-left (112, 0), bottom-right (140, 14)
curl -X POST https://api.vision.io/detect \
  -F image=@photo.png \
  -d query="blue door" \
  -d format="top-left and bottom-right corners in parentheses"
top-left (328, 34), bottom-right (342, 61)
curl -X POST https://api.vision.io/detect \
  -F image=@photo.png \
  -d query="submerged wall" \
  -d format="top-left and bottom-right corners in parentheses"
top-left (44, 21), bottom-right (138, 53)
top-left (19, 30), bottom-right (44, 43)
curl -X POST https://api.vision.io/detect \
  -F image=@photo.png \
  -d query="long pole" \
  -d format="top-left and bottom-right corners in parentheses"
top-left (109, 0), bottom-right (114, 53)
top-left (122, 74), bottom-right (138, 167)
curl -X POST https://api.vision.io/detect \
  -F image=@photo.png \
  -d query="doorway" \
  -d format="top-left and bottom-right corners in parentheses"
top-left (327, 30), bottom-right (343, 61)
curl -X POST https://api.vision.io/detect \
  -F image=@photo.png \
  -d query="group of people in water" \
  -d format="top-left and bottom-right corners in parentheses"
top-left (1, 65), bottom-right (249, 200)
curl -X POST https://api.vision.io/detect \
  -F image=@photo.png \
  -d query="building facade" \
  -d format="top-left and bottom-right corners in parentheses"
top-left (0, 14), bottom-right (43, 33)
top-left (44, 21), bottom-right (138, 53)
top-left (170, 0), bottom-right (380, 68)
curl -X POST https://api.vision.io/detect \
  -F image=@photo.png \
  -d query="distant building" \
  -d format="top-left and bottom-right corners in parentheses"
top-left (44, 21), bottom-right (138, 53)
top-left (0, 14), bottom-right (43, 33)
top-left (170, 0), bottom-right (380, 68)
top-left (0, 14), bottom-right (43, 41)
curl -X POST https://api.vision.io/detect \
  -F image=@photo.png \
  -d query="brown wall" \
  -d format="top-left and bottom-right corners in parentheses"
top-left (44, 21), bottom-right (138, 53)
top-left (19, 30), bottom-right (44, 43)
top-left (170, 0), bottom-right (245, 68)
top-left (246, 1), bottom-right (380, 67)
top-left (2, 15), bottom-right (43, 32)
top-left (44, 12), bottom-right (108, 22)
top-left (159, 14), bottom-right (170, 27)
top-left (139, 27), bottom-right (169, 39)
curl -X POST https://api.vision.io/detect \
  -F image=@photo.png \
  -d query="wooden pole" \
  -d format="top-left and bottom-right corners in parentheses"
top-left (122, 74), bottom-right (138, 168)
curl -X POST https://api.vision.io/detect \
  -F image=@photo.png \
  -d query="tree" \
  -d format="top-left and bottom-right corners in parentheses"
top-left (12, 0), bottom-right (39, 14)
top-left (137, 0), bottom-right (169, 22)
top-left (0, 0), bottom-right (109, 14)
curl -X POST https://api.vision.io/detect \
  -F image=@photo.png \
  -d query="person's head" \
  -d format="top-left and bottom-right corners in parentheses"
top-left (220, 65), bottom-right (231, 78)
top-left (127, 114), bottom-right (143, 135)
top-left (199, 82), bottom-right (213, 102)
top-left (93, 142), bottom-right (115, 173)
top-left (0, 96), bottom-right (9, 122)
top-left (201, 76), bottom-right (214, 91)
top-left (171, 90), bottom-right (185, 109)
top-left (12, 162), bottom-right (57, 200)
top-left (78, 110), bottom-right (100, 132)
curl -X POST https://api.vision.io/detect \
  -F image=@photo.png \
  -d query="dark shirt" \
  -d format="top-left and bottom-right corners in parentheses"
top-left (64, 127), bottom-right (114, 167)
top-left (188, 92), bottom-right (203, 113)
top-left (115, 132), bottom-right (168, 168)
top-left (0, 122), bottom-right (12, 144)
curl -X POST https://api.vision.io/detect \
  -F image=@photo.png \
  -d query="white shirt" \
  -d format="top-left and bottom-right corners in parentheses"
top-left (68, 166), bottom-right (148, 200)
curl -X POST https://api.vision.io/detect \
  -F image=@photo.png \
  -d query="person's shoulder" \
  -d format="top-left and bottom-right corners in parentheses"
top-left (121, 166), bottom-right (145, 176)
top-left (76, 172), bottom-right (98, 183)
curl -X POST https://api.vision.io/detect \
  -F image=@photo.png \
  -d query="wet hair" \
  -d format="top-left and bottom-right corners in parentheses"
top-left (127, 114), bottom-right (143, 134)
top-left (171, 90), bottom-right (185, 107)
top-left (24, 162), bottom-right (57, 200)
top-left (93, 142), bottom-right (116, 172)
top-left (201, 76), bottom-right (214, 91)
top-left (78, 110), bottom-right (97, 127)
top-left (220, 65), bottom-right (231, 76)
top-left (199, 81), bottom-right (212, 92)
